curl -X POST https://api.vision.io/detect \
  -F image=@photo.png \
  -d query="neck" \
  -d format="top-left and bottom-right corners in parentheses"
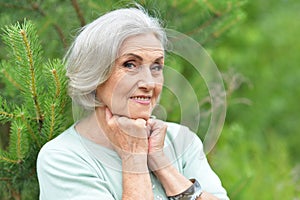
top-left (75, 106), bottom-right (113, 149)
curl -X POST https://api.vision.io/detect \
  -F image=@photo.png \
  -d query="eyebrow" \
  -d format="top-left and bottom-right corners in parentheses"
top-left (123, 53), bottom-right (164, 63)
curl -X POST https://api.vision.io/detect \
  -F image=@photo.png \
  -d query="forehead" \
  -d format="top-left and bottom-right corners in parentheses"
top-left (118, 33), bottom-right (164, 56)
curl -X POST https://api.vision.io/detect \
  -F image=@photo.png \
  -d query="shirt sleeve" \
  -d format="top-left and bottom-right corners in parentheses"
top-left (182, 132), bottom-right (230, 200)
top-left (37, 146), bottom-right (115, 200)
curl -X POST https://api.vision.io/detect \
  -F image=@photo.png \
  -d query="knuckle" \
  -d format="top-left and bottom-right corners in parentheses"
top-left (135, 119), bottom-right (146, 127)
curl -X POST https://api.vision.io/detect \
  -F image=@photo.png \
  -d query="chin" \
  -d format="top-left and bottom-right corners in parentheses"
top-left (128, 111), bottom-right (151, 120)
top-left (130, 114), bottom-right (151, 120)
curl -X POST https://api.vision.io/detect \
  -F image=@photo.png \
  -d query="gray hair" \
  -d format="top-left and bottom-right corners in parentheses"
top-left (65, 7), bottom-right (167, 111)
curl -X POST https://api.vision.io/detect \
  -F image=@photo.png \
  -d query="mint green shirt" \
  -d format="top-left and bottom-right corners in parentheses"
top-left (37, 122), bottom-right (229, 200)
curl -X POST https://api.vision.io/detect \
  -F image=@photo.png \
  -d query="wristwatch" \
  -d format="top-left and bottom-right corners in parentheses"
top-left (168, 179), bottom-right (203, 200)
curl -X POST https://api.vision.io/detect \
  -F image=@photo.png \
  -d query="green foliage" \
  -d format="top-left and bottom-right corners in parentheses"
top-left (0, 1), bottom-right (248, 198)
top-left (211, 124), bottom-right (299, 199)
top-left (212, 0), bottom-right (300, 159)
top-left (0, 20), bottom-right (70, 199)
top-left (210, 0), bottom-right (300, 198)
top-left (0, 0), bottom-right (298, 199)
top-left (0, 0), bottom-right (247, 58)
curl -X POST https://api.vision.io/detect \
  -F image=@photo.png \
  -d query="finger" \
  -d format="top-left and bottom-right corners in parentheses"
top-left (147, 118), bottom-right (154, 126)
top-left (147, 119), bottom-right (167, 132)
top-left (135, 118), bottom-right (147, 127)
top-left (146, 123), bottom-right (152, 138)
top-left (116, 117), bottom-right (148, 138)
top-left (116, 116), bottom-right (131, 126)
top-left (105, 107), bottom-right (113, 122)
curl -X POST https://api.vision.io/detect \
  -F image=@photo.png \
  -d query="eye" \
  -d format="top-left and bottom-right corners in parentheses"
top-left (123, 61), bottom-right (136, 69)
top-left (150, 64), bottom-right (163, 72)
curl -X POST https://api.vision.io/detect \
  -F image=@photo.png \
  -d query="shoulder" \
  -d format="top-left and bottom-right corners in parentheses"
top-left (37, 125), bottom-right (116, 199)
top-left (39, 124), bottom-right (80, 154)
top-left (163, 122), bottom-right (204, 161)
top-left (164, 121), bottom-right (202, 147)
top-left (37, 124), bottom-right (93, 170)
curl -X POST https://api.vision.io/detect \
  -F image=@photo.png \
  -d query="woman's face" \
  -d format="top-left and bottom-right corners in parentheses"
top-left (96, 33), bottom-right (164, 120)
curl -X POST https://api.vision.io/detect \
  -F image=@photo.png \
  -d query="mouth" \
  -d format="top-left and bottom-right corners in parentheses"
top-left (130, 95), bottom-right (152, 105)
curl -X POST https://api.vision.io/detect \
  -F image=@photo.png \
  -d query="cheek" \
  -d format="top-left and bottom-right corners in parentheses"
top-left (155, 78), bottom-right (164, 94)
top-left (156, 85), bottom-right (163, 95)
top-left (96, 76), bottom-right (121, 104)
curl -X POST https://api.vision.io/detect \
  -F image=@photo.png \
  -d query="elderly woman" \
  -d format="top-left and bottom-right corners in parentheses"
top-left (37, 6), bottom-right (229, 200)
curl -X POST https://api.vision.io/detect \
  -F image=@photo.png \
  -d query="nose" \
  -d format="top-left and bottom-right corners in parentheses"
top-left (137, 67), bottom-right (155, 91)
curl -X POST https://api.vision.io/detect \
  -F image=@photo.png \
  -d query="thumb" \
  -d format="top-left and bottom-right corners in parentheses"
top-left (147, 118), bottom-right (155, 129)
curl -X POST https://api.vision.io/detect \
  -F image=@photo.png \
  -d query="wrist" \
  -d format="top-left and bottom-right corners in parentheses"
top-left (148, 150), bottom-right (171, 171)
top-left (121, 153), bottom-right (148, 174)
top-left (168, 179), bottom-right (203, 200)
top-left (150, 163), bottom-right (192, 197)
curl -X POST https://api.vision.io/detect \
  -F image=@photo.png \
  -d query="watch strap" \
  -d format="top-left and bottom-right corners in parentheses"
top-left (168, 179), bottom-right (203, 200)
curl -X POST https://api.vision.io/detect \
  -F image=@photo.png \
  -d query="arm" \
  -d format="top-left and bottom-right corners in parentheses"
top-left (147, 120), bottom-right (225, 200)
top-left (149, 152), bottom-right (219, 200)
top-left (103, 108), bottom-right (154, 200)
top-left (182, 131), bottom-right (229, 200)
top-left (147, 119), bottom-right (192, 196)
top-left (148, 151), bottom-right (192, 196)
top-left (122, 158), bottom-right (153, 200)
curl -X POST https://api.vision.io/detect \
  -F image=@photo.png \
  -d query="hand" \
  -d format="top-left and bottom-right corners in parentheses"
top-left (104, 107), bottom-right (149, 158)
top-left (147, 118), bottom-right (167, 154)
top-left (198, 191), bottom-right (220, 200)
top-left (146, 118), bottom-right (168, 171)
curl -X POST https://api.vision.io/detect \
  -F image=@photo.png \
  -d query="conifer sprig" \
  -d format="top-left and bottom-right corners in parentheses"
top-left (19, 109), bottom-right (41, 147)
top-left (2, 20), bottom-right (44, 124)
top-left (0, 96), bottom-right (15, 122)
top-left (20, 28), bottom-right (43, 122)
top-left (41, 59), bottom-right (69, 141)
top-left (8, 120), bottom-right (28, 163)
top-left (0, 153), bottom-right (19, 164)
top-left (0, 20), bottom-right (70, 199)
top-left (0, 67), bottom-right (23, 91)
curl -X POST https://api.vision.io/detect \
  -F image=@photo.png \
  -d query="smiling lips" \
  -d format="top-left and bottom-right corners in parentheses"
top-left (130, 95), bottom-right (152, 105)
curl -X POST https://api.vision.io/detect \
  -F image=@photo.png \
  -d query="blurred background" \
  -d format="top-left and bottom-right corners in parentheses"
top-left (0, 0), bottom-right (299, 199)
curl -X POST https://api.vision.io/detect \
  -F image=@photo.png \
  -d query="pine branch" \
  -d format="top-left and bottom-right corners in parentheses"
top-left (1, 2), bottom-right (68, 49)
top-left (2, 21), bottom-right (45, 130)
top-left (51, 69), bottom-right (61, 98)
top-left (0, 68), bottom-right (23, 91)
top-left (0, 111), bottom-right (14, 121)
top-left (184, 0), bottom-right (246, 45)
top-left (19, 112), bottom-right (41, 147)
top-left (16, 127), bottom-right (22, 160)
top-left (47, 69), bottom-right (62, 140)
top-left (0, 96), bottom-right (15, 122)
top-left (0, 2), bottom-right (33, 11)
top-left (31, 2), bottom-right (67, 48)
top-left (0, 153), bottom-right (19, 164)
top-left (19, 28), bottom-right (43, 122)
top-left (71, 0), bottom-right (86, 27)
top-left (0, 177), bottom-right (12, 181)
top-left (1, 97), bottom-right (40, 148)
top-left (45, 59), bottom-right (68, 108)
top-left (186, 12), bottom-right (220, 36)
top-left (48, 103), bottom-right (56, 140)
top-left (203, 0), bottom-right (231, 16)
top-left (41, 59), bottom-right (69, 141)
top-left (211, 12), bottom-right (244, 38)
top-left (8, 120), bottom-right (29, 163)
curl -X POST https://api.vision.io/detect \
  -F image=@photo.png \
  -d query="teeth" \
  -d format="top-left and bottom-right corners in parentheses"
top-left (131, 96), bottom-right (150, 101)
